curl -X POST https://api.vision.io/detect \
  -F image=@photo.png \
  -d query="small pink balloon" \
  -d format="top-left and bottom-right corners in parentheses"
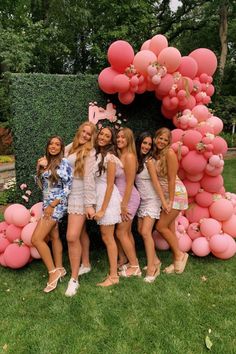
top-left (212, 136), bottom-right (228, 156)
top-left (200, 218), bottom-right (222, 238)
top-left (149, 34), bottom-right (168, 56)
top-left (176, 215), bottom-right (189, 230)
top-left (21, 222), bottom-right (38, 246)
top-left (209, 233), bottom-right (230, 253)
top-left (5, 224), bottom-right (22, 243)
top-left (3, 243), bottom-right (30, 269)
top-left (189, 48), bottom-right (217, 76)
top-left (171, 129), bottom-right (184, 143)
top-left (152, 230), bottom-right (170, 250)
top-left (11, 205), bottom-right (31, 227)
top-left (178, 234), bottom-right (192, 252)
top-left (222, 214), bottom-right (236, 238)
top-left (209, 199), bottom-right (234, 221)
top-left (141, 39), bottom-right (151, 51)
top-left (30, 202), bottom-right (43, 221)
top-left (192, 237), bottom-right (211, 257)
top-left (187, 222), bottom-right (202, 240)
top-left (185, 203), bottom-right (210, 223)
top-left (158, 47), bottom-right (181, 73)
top-left (118, 91), bottom-right (135, 105)
top-left (30, 246), bottom-right (41, 259)
top-left (0, 235), bottom-right (10, 253)
top-left (107, 40), bottom-right (134, 73)
top-left (195, 191), bottom-right (213, 207)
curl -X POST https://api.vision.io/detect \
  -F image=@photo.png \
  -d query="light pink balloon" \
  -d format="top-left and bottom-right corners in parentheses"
top-left (118, 91), bottom-right (135, 105)
top-left (212, 136), bottom-right (228, 156)
top-left (200, 218), bottom-right (222, 238)
top-left (192, 237), bottom-right (211, 257)
top-left (182, 130), bottom-right (202, 150)
top-left (152, 230), bottom-right (170, 250)
top-left (149, 34), bottom-right (168, 56)
top-left (177, 56), bottom-right (198, 79)
top-left (178, 234), bottom-right (192, 252)
top-left (141, 39), bottom-right (151, 51)
top-left (0, 235), bottom-right (10, 253)
top-left (30, 246), bottom-right (41, 259)
top-left (205, 166), bottom-right (223, 177)
top-left (209, 199), bottom-right (234, 221)
top-left (171, 129), bottom-right (184, 143)
top-left (158, 47), bottom-right (182, 73)
top-left (183, 179), bottom-right (200, 197)
top-left (206, 84), bottom-right (215, 97)
top-left (209, 233), bottom-right (230, 253)
top-left (181, 151), bottom-right (207, 174)
top-left (185, 203), bottom-right (210, 223)
top-left (11, 206), bottom-right (31, 228)
top-left (222, 214), bottom-right (236, 238)
top-left (195, 122), bottom-right (214, 136)
top-left (3, 243), bottom-right (30, 269)
top-left (4, 204), bottom-right (24, 225)
top-left (195, 191), bottom-right (213, 207)
top-left (21, 222), bottom-right (38, 246)
top-left (192, 105), bottom-right (210, 122)
top-left (5, 224), bottom-right (22, 243)
top-left (133, 50), bottom-right (157, 76)
top-left (0, 221), bottom-right (9, 234)
top-left (30, 202), bottom-right (43, 221)
top-left (98, 67), bottom-right (119, 94)
top-left (189, 48), bottom-right (217, 76)
top-left (107, 40), bottom-right (134, 73)
top-left (187, 222), bottom-right (202, 240)
top-left (200, 175), bottom-right (223, 193)
top-left (211, 235), bottom-right (236, 259)
top-left (113, 74), bottom-right (130, 93)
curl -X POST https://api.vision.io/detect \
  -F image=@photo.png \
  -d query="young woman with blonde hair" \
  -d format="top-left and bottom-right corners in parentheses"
top-left (115, 127), bottom-right (141, 277)
top-left (154, 127), bottom-right (189, 274)
top-left (65, 121), bottom-right (97, 296)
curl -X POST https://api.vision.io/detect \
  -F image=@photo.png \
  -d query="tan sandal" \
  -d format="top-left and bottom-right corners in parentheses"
top-left (57, 267), bottom-right (67, 278)
top-left (97, 275), bottom-right (119, 287)
top-left (44, 268), bottom-right (61, 293)
top-left (174, 253), bottom-right (189, 274)
top-left (144, 263), bottom-right (161, 283)
top-left (163, 264), bottom-right (175, 274)
top-left (119, 265), bottom-right (142, 278)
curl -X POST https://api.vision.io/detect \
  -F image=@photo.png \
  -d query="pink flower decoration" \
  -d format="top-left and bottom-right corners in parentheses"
top-left (25, 190), bottom-right (32, 196)
top-left (20, 183), bottom-right (27, 190)
top-left (22, 195), bottom-right (29, 202)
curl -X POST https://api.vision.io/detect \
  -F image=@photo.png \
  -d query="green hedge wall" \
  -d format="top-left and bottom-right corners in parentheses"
top-left (9, 73), bottom-right (173, 205)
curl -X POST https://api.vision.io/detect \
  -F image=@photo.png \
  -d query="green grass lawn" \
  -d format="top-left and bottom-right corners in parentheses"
top-left (0, 158), bottom-right (235, 354)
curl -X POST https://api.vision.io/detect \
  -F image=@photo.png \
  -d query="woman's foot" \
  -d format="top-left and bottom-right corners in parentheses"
top-left (78, 264), bottom-right (91, 276)
top-left (144, 263), bottom-right (161, 283)
top-left (97, 275), bottom-right (119, 287)
top-left (117, 257), bottom-right (129, 271)
top-left (57, 267), bottom-right (67, 278)
top-left (65, 278), bottom-right (79, 297)
top-left (174, 252), bottom-right (189, 274)
top-left (44, 268), bottom-right (61, 293)
top-left (163, 264), bottom-right (175, 274)
top-left (119, 265), bottom-right (142, 278)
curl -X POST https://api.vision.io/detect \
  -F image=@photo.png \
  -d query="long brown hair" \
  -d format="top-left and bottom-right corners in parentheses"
top-left (69, 122), bottom-right (97, 177)
top-left (37, 135), bottom-right (64, 188)
top-left (153, 127), bottom-right (172, 177)
top-left (95, 127), bottom-right (117, 176)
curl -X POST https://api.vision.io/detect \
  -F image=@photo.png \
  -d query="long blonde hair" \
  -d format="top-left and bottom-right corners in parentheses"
top-left (154, 127), bottom-right (172, 177)
top-left (69, 122), bottom-right (97, 177)
top-left (117, 127), bottom-right (137, 156)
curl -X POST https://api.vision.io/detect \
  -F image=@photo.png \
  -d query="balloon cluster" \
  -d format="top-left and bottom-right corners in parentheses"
top-left (99, 34), bottom-right (236, 259)
top-left (0, 203), bottom-right (43, 269)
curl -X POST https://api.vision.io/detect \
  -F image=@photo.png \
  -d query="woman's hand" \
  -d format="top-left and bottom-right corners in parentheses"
top-left (121, 205), bottom-right (131, 222)
top-left (93, 209), bottom-right (105, 221)
top-left (85, 207), bottom-right (96, 220)
top-left (37, 156), bottom-right (48, 169)
top-left (43, 205), bottom-right (54, 220)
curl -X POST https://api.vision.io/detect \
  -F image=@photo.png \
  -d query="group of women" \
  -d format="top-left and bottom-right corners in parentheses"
top-left (32, 122), bottom-right (189, 296)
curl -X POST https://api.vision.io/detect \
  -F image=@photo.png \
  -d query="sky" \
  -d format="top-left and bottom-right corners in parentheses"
top-left (170, 0), bottom-right (182, 11)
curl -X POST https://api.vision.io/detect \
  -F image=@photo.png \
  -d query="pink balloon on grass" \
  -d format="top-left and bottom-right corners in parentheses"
top-left (192, 237), bottom-right (211, 257)
top-left (178, 234), bottom-right (192, 252)
top-left (21, 221), bottom-right (38, 246)
top-left (211, 235), bottom-right (236, 259)
top-left (187, 222), bottom-right (202, 240)
top-left (177, 56), bottom-right (198, 79)
top-left (222, 214), bottom-right (236, 238)
top-left (98, 67), bottom-right (119, 94)
top-left (158, 47), bottom-right (181, 73)
top-left (189, 48), bottom-right (217, 76)
top-left (0, 236), bottom-right (10, 253)
top-left (152, 230), bottom-right (170, 250)
top-left (5, 224), bottom-right (22, 243)
top-left (107, 40), bottom-right (134, 73)
top-left (185, 203), bottom-right (210, 223)
top-left (3, 243), bottom-right (30, 269)
top-left (200, 218), bottom-right (222, 238)
top-left (209, 199), bottom-right (234, 221)
top-left (149, 34), bottom-right (168, 56)
top-left (0, 253), bottom-right (7, 267)
top-left (30, 246), bottom-right (41, 259)
top-left (209, 233), bottom-right (230, 253)
top-left (133, 50), bottom-right (157, 76)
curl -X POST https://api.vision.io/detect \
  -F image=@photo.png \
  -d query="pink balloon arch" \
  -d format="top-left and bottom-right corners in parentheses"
top-left (98, 35), bottom-right (236, 260)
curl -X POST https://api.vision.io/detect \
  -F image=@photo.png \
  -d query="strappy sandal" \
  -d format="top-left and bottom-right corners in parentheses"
top-left (144, 263), bottom-right (161, 283)
top-left (119, 265), bottom-right (142, 278)
top-left (57, 267), bottom-right (67, 278)
top-left (44, 268), bottom-right (61, 293)
top-left (174, 253), bottom-right (189, 274)
top-left (97, 275), bottom-right (119, 287)
top-left (163, 264), bottom-right (175, 274)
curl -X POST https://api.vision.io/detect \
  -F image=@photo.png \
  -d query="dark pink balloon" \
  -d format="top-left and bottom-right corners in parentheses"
top-left (200, 175), bottom-right (224, 193)
top-left (185, 203), bottom-right (210, 223)
top-left (98, 67), bottom-right (119, 94)
top-left (6, 224), bottom-right (22, 243)
top-left (118, 91), bottom-right (135, 105)
top-left (107, 40), bottom-right (134, 73)
top-left (3, 243), bottom-right (30, 269)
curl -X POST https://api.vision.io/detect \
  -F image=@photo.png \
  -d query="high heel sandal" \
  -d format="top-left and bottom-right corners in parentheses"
top-left (57, 267), bottom-right (67, 278)
top-left (97, 275), bottom-right (119, 287)
top-left (174, 253), bottom-right (189, 274)
top-left (119, 265), bottom-right (142, 278)
top-left (43, 268), bottom-right (61, 293)
top-left (144, 263), bottom-right (161, 283)
top-left (163, 264), bottom-right (175, 274)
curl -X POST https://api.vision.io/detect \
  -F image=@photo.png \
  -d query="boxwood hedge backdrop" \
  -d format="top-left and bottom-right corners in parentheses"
top-left (9, 72), bottom-right (173, 204)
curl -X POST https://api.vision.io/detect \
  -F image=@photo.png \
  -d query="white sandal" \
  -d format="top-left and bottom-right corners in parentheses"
top-left (119, 265), bottom-right (142, 278)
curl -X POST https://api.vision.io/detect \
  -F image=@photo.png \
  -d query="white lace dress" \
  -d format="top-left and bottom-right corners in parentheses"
top-left (91, 153), bottom-right (122, 225)
top-left (135, 161), bottom-right (162, 219)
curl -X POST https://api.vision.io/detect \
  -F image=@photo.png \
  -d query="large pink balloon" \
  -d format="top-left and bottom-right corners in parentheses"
top-left (192, 237), bottom-right (211, 257)
top-left (211, 235), bottom-right (236, 259)
top-left (177, 56), bottom-right (198, 79)
top-left (209, 199), bottom-right (234, 221)
top-left (5, 224), bottom-right (22, 243)
top-left (185, 203), bottom-right (210, 223)
top-left (200, 175), bottom-right (223, 193)
top-left (158, 47), bottom-right (181, 73)
top-left (11, 205), bottom-right (31, 228)
top-left (107, 40), bottom-right (134, 73)
top-left (98, 67), bottom-right (119, 94)
top-left (182, 130), bottom-right (202, 150)
top-left (200, 218), bottom-right (222, 238)
top-left (155, 74), bottom-right (174, 97)
top-left (21, 222), bottom-right (38, 246)
top-left (189, 48), bottom-right (217, 76)
top-left (3, 243), bottom-right (30, 269)
top-left (141, 39), bottom-right (151, 51)
top-left (209, 233), bottom-right (230, 253)
top-left (206, 116), bottom-right (224, 135)
top-left (149, 34), bottom-right (168, 56)
top-left (192, 105), bottom-right (210, 122)
top-left (4, 204), bottom-right (24, 225)
top-left (133, 50), bottom-right (157, 76)
top-left (181, 151), bottom-right (207, 175)
top-left (222, 215), bottom-right (236, 238)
